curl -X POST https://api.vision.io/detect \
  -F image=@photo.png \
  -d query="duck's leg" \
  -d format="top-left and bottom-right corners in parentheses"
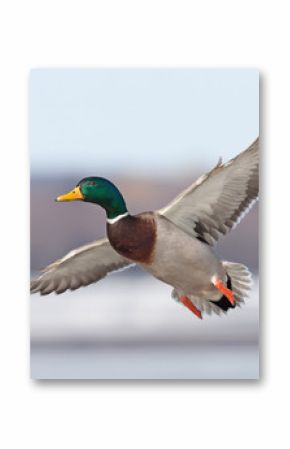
top-left (180, 295), bottom-right (202, 320)
top-left (211, 276), bottom-right (235, 305)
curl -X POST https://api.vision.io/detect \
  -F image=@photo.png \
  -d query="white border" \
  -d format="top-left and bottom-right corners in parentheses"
top-left (1, 1), bottom-right (288, 448)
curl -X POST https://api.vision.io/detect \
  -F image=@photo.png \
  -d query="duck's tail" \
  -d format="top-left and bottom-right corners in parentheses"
top-left (223, 261), bottom-right (252, 300)
top-left (212, 261), bottom-right (252, 312)
top-left (172, 261), bottom-right (252, 317)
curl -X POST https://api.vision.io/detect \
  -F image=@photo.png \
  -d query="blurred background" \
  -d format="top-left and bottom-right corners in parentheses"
top-left (30, 69), bottom-right (259, 379)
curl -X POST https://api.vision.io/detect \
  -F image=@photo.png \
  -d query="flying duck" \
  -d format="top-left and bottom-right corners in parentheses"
top-left (31, 138), bottom-right (259, 319)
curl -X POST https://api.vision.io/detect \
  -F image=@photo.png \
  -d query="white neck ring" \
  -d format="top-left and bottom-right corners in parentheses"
top-left (106, 212), bottom-right (129, 224)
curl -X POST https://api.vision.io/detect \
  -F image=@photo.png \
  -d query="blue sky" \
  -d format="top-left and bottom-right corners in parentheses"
top-left (30, 68), bottom-right (259, 177)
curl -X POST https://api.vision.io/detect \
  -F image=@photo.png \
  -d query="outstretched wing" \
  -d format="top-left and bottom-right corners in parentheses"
top-left (159, 138), bottom-right (259, 245)
top-left (30, 238), bottom-right (133, 295)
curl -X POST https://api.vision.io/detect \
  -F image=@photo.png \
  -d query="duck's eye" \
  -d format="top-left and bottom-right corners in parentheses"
top-left (88, 181), bottom-right (97, 186)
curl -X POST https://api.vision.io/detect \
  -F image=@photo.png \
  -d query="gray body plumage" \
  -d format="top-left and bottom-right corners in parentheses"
top-left (142, 214), bottom-right (225, 301)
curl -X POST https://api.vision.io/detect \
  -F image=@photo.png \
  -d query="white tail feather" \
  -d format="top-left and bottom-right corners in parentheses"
top-left (222, 261), bottom-right (252, 304)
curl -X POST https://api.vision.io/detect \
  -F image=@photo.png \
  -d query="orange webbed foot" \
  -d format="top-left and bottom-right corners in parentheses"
top-left (212, 276), bottom-right (235, 305)
top-left (180, 296), bottom-right (203, 319)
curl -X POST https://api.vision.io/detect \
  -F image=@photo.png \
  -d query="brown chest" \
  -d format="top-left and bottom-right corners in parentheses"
top-left (107, 213), bottom-right (157, 264)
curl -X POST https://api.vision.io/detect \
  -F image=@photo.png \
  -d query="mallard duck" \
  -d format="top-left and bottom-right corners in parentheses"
top-left (31, 138), bottom-right (259, 319)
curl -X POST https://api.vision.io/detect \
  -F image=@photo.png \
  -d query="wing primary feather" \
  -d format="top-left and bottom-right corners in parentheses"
top-left (159, 138), bottom-right (259, 245)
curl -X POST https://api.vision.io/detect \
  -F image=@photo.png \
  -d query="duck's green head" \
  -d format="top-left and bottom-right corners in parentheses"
top-left (56, 177), bottom-right (128, 220)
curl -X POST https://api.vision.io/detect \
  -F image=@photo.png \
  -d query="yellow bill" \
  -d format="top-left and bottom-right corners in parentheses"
top-left (56, 186), bottom-right (84, 202)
